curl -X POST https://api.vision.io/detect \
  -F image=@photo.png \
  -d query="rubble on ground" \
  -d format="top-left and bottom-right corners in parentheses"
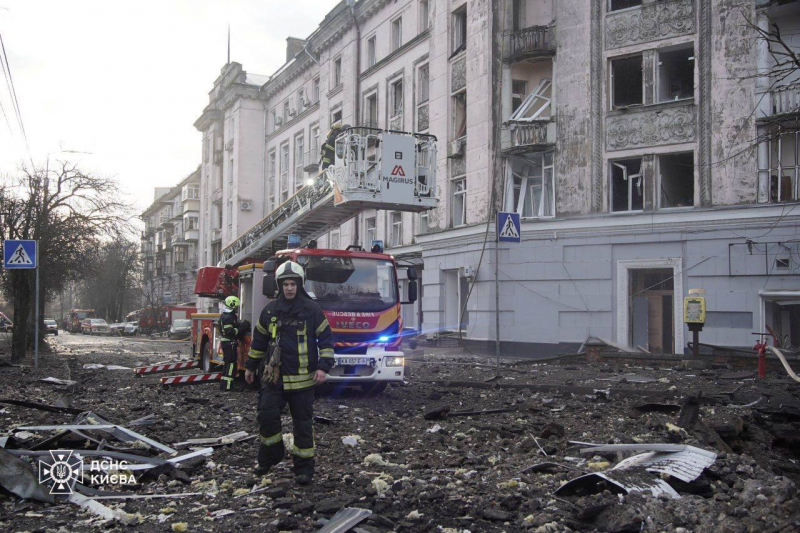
top-left (1, 335), bottom-right (799, 531)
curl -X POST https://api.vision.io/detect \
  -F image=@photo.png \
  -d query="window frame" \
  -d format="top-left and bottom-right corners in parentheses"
top-left (367, 35), bottom-right (377, 68)
top-left (504, 152), bottom-right (556, 219)
top-left (313, 77), bottom-right (321, 103)
top-left (452, 88), bottom-right (467, 140)
top-left (609, 54), bottom-right (644, 110)
top-left (656, 43), bottom-right (695, 104)
top-left (657, 151), bottom-right (695, 209)
top-left (365, 215), bottom-right (377, 245)
top-left (268, 149), bottom-right (277, 208)
top-left (758, 126), bottom-right (799, 204)
top-left (390, 211), bottom-right (403, 247)
top-left (390, 77), bottom-right (404, 119)
top-left (608, 0), bottom-right (643, 13)
top-left (333, 56), bottom-right (342, 88)
top-left (610, 158), bottom-right (645, 213)
top-left (364, 90), bottom-right (379, 127)
top-left (391, 16), bottom-right (403, 52)
top-left (452, 6), bottom-right (467, 54)
top-left (510, 78), bottom-right (552, 122)
top-left (280, 142), bottom-right (290, 203)
top-left (451, 176), bottom-right (467, 228)
top-left (294, 133), bottom-right (305, 191)
top-left (419, 0), bottom-right (430, 33)
top-left (416, 62), bottom-right (430, 131)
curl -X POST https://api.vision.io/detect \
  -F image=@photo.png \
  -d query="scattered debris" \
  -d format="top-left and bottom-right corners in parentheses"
top-left (173, 431), bottom-right (249, 448)
top-left (0, 448), bottom-right (55, 503)
top-left (597, 375), bottom-right (657, 384)
top-left (633, 403), bottom-right (681, 414)
top-left (83, 364), bottom-right (131, 370)
top-left (39, 377), bottom-right (77, 386)
top-left (341, 435), bottom-right (362, 447)
top-left (317, 507), bottom-right (373, 533)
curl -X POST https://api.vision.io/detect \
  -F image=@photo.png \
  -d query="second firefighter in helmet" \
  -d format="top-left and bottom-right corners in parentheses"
top-left (245, 260), bottom-right (334, 484)
top-left (219, 295), bottom-right (241, 391)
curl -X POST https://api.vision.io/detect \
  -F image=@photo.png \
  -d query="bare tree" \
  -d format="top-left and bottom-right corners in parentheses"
top-left (76, 235), bottom-right (141, 322)
top-left (0, 163), bottom-right (132, 362)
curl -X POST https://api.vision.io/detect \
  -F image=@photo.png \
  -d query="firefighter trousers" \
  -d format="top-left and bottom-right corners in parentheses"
top-left (256, 386), bottom-right (315, 476)
top-left (220, 340), bottom-right (238, 391)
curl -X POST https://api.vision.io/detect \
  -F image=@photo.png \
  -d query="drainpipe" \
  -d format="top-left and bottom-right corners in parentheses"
top-left (349, 0), bottom-right (362, 247)
top-left (262, 106), bottom-right (267, 216)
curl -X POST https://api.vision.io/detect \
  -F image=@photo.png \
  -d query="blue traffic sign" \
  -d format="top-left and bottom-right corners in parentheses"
top-left (497, 212), bottom-right (521, 243)
top-left (4, 240), bottom-right (37, 269)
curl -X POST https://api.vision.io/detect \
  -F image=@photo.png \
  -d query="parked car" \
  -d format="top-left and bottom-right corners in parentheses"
top-left (44, 319), bottom-right (59, 336)
top-left (123, 321), bottom-right (140, 336)
top-left (169, 319), bottom-right (192, 339)
top-left (109, 322), bottom-right (126, 336)
top-left (83, 318), bottom-right (110, 335)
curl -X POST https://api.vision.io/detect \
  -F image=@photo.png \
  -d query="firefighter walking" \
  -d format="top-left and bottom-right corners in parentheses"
top-left (219, 296), bottom-right (241, 391)
top-left (245, 261), bottom-right (334, 484)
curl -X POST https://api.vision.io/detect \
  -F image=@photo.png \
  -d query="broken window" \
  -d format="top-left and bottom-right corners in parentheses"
top-left (609, 0), bottom-right (642, 11)
top-left (392, 16), bottom-right (403, 51)
top-left (365, 215), bottom-right (377, 245)
top-left (333, 56), bottom-right (342, 88)
top-left (453, 90), bottom-right (467, 139)
top-left (332, 108), bottom-right (342, 126)
top-left (510, 78), bottom-right (551, 121)
top-left (451, 177), bottom-right (467, 227)
top-left (367, 36), bottom-right (377, 68)
top-left (611, 55), bottom-right (643, 109)
top-left (758, 126), bottom-right (798, 203)
top-left (390, 212), bottom-right (403, 247)
top-left (391, 78), bottom-right (403, 118)
top-left (611, 158), bottom-right (644, 212)
top-left (657, 45), bottom-right (694, 102)
top-left (364, 92), bottom-right (378, 128)
top-left (453, 6), bottom-right (467, 54)
top-left (659, 152), bottom-right (694, 208)
top-left (417, 63), bottom-right (430, 131)
top-left (504, 152), bottom-right (555, 218)
top-left (511, 80), bottom-right (527, 114)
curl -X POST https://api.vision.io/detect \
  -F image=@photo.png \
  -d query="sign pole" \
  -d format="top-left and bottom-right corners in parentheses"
top-left (494, 229), bottom-right (500, 373)
top-left (34, 241), bottom-right (39, 372)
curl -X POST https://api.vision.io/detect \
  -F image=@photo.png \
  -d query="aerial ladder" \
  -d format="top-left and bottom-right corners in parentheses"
top-left (219, 127), bottom-right (438, 266)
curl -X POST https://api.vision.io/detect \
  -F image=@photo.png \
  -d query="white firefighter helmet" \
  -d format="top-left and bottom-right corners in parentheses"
top-left (275, 261), bottom-right (305, 285)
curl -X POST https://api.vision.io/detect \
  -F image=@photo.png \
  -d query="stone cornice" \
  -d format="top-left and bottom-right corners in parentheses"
top-left (194, 107), bottom-right (222, 132)
top-left (218, 83), bottom-right (264, 112)
top-left (262, 55), bottom-right (315, 99)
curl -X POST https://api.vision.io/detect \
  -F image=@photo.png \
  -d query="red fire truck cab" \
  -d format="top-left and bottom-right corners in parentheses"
top-left (191, 245), bottom-right (417, 394)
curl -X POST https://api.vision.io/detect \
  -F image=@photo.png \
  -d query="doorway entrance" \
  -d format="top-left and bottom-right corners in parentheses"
top-left (443, 269), bottom-right (470, 332)
top-left (760, 291), bottom-right (800, 352)
top-left (630, 269), bottom-right (674, 353)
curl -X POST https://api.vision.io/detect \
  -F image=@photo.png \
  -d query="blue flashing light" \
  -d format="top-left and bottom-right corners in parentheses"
top-left (378, 336), bottom-right (390, 342)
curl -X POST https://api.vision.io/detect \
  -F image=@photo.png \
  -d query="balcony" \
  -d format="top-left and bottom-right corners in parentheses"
top-left (501, 120), bottom-right (556, 152)
top-left (173, 258), bottom-right (198, 273)
top-left (170, 233), bottom-right (188, 246)
top-left (184, 229), bottom-right (199, 242)
top-left (504, 25), bottom-right (555, 62)
top-left (303, 148), bottom-right (320, 172)
top-left (142, 227), bottom-right (154, 238)
top-left (770, 83), bottom-right (800, 116)
top-left (212, 188), bottom-right (223, 203)
top-left (212, 228), bottom-right (222, 242)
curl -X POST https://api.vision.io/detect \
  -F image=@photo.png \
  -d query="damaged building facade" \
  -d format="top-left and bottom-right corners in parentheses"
top-left (191, 0), bottom-right (800, 354)
top-left (140, 168), bottom-right (202, 306)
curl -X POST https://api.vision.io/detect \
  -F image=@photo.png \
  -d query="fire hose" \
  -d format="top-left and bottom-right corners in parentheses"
top-left (768, 346), bottom-right (800, 384)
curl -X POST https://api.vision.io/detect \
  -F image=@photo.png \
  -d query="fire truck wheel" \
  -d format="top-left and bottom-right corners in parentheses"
top-left (201, 340), bottom-right (212, 373)
top-left (360, 382), bottom-right (387, 395)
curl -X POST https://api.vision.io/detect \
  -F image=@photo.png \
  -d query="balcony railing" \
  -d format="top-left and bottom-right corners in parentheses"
top-left (303, 148), bottom-right (320, 172)
top-left (770, 84), bottom-right (800, 116)
top-left (173, 257), bottom-right (198, 273)
top-left (505, 25), bottom-right (555, 61)
top-left (501, 120), bottom-right (556, 151)
top-left (184, 229), bottom-right (199, 242)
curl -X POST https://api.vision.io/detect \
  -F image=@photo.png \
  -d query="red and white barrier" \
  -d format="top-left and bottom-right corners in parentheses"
top-left (160, 372), bottom-right (221, 386)
top-left (134, 360), bottom-right (199, 376)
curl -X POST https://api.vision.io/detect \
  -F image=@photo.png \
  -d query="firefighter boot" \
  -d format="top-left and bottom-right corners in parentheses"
top-left (289, 389), bottom-right (315, 484)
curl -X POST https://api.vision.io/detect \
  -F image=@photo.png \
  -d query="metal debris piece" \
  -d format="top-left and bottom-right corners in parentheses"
top-left (17, 419), bottom-right (177, 455)
top-left (579, 444), bottom-right (688, 454)
top-left (597, 375), bottom-right (657, 384)
top-left (68, 492), bottom-right (125, 521)
top-left (556, 470), bottom-right (679, 499)
top-left (317, 507), bottom-right (373, 533)
top-left (517, 462), bottom-right (580, 475)
top-left (609, 445), bottom-right (717, 484)
top-left (720, 371), bottom-right (755, 380)
top-left (128, 414), bottom-right (157, 426)
top-left (173, 431), bottom-right (249, 448)
top-left (0, 398), bottom-right (83, 414)
top-left (83, 364), bottom-right (131, 370)
top-left (0, 448), bottom-right (56, 503)
top-left (40, 377), bottom-right (77, 386)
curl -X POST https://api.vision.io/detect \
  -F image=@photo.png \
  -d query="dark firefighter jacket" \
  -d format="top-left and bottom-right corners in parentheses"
top-left (220, 310), bottom-right (238, 342)
top-left (246, 294), bottom-right (335, 391)
top-left (320, 127), bottom-right (341, 170)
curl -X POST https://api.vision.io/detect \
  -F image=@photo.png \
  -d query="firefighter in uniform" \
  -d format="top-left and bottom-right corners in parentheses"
top-left (319, 122), bottom-right (342, 171)
top-left (245, 261), bottom-right (334, 484)
top-left (220, 296), bottom-right (241, 391)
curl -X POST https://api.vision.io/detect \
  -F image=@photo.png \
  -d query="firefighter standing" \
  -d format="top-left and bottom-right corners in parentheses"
top-left (320, 122), bottom-right (341, 171)
top-left (245, 261), bottom-right (334, 485)
top-left (220, 296), bottom-right (241, 391)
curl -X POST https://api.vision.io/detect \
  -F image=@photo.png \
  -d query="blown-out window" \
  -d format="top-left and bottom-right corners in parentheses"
top-left (504, 152), bottom-right (555, 218)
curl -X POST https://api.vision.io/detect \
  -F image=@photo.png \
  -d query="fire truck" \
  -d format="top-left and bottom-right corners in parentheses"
top-left (190, 127), bottom-right (435, 393)
top-left (66, 309), bottom-right (95, 333)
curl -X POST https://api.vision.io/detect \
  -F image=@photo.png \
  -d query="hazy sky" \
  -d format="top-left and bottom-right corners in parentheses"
top-left (0, 0), bottom-right (340, 217)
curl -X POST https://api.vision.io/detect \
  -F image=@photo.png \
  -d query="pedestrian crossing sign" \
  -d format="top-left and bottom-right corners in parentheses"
top-left (4, 240), bottom-right (37, 269)
top-left (497, 212), bottom-right (521, 243)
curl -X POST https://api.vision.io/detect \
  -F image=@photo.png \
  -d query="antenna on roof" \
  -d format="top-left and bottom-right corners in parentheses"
top-left (227, 24), bottom-right (230, 64)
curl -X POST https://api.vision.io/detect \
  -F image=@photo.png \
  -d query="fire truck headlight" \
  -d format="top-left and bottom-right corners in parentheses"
top-left (384, 356), bottom-right (404, 367)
